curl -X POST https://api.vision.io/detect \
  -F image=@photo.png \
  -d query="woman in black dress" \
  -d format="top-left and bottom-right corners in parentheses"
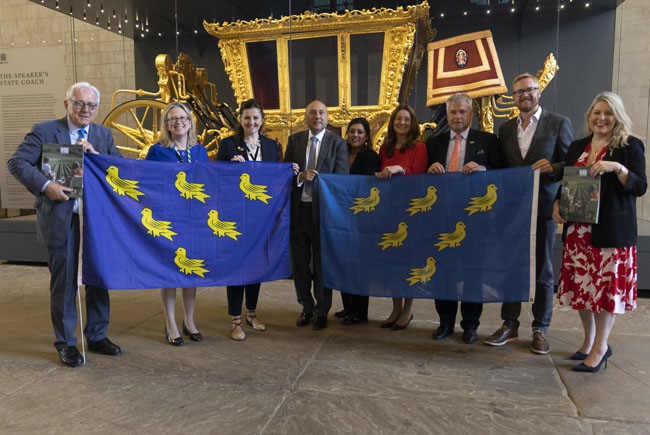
top-left (337, 117), bottom-right (381, 325)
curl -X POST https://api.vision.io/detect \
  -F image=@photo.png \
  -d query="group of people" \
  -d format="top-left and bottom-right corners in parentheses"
top-left (8, 74), bottom-right (646, 374)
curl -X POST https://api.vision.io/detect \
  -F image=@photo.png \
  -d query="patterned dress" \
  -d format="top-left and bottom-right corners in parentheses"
top-left (557, 142), bottom-right (637, 314)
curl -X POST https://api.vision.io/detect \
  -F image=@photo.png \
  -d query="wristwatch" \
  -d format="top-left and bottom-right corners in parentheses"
top-left (618, 164), bottom-right (628, 175)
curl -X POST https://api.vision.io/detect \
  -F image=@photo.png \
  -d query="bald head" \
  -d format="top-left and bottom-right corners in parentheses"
top-left (305, 100), bottom-right (328, 135)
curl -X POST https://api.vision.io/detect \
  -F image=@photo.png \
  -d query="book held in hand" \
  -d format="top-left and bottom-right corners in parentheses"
top-left (42, 144), bottom-right (84, 199)
top-left (559, 166), bottom-right (600, 224)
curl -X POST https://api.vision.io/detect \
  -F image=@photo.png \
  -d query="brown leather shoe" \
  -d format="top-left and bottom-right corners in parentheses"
top-left (484, 325), bottom-right (518, 346)
top-left (531, 331), bottom-right (550, 354)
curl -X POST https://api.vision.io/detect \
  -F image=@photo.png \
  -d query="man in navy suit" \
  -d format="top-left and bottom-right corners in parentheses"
top-left (484, 73), bottom-right (573, 354)
top-left (426, 92), bottom-right (502, 344)
top-left (8, 82), bottom-right (122, 367)
top-left (284, 100), bottom-right (348, 330)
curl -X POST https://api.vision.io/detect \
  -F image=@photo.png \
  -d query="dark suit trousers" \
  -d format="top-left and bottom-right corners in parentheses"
top-left (227, 284), bottom-right (261, 316)
top-left (290, 202), bottom-right (332, 317)
top-left (435, 300), bottom-right (482, 331)
top-left (340, 292), bottom-right (369, 320)
top-left (501, 217), bottom-right (556, 332)
top-left (47, 214), bottom-right (110, 349)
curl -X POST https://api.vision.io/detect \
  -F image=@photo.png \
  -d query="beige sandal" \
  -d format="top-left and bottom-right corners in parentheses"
top-left (231, 317), bottom-right (246, 341)
top-left (246, 311), bottom-right (267, 331)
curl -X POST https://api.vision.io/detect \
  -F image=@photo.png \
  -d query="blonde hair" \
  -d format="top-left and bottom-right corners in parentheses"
top-left (158, 102), bottom-right (198, 148)
top-left (511, 73), bottom-right (539, 89)
top-left (583, 91), bottom-right (633, 148)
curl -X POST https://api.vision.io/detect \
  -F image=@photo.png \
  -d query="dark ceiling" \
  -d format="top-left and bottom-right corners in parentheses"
top-left (31, 0), bottom-right (624, 41)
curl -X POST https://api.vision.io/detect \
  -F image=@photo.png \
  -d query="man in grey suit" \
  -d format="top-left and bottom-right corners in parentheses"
top-left (426, 92), bottom-right (502, 345)
top-left (8, 82), bottom-right (123, 367)
top-left (484, 73), bottom-right (573, 354)
top-left (284, 100), bottom-right (348, 330)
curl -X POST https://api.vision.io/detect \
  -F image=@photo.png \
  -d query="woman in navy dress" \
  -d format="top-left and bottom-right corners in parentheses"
top-left (145, 102), bottom-right (208, 346)
top-left (216, 98), bottom-right (292, 340)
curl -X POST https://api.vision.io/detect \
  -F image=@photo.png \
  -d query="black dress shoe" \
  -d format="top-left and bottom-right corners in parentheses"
top-left (312, 316), bottom-right (327, 330)
top-left (572, 346), bottom-right (612, 373)
top-left (58, 346), bottom-right (84, 367)
top-left (296, 312), bottom-right (313, 327)
top-left (165, 327), bottom-right (184, 346)
top-left (392, 314), bottom-right (413, 331)
top-left (462, 329), bottom-right (478, 344)
top-left (432, 325), bottom-right (454, 340)
top-left (88, 338), bottom-right (122, 355)
top-left (334, 309), bottom-right (347, 319)
top-left (182, 322), bottom-right (203, 342)
top-left (340, 315), bottom-right (368, 326)
top-left (569, 351), bottom-right (588, 360)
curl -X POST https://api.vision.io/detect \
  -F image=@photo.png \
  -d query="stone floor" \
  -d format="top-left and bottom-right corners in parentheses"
top-left (0, 261), bottom-right (649, 435)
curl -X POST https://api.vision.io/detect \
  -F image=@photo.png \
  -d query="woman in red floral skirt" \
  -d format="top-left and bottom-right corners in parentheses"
top-left (553, 92), bottom-right (647, 372)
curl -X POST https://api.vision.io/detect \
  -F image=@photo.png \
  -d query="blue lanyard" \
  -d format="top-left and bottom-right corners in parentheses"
top-left (173, 146), bottom-right (191, 163)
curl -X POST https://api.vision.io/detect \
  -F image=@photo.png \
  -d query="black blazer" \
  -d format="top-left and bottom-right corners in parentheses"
top-left (559, 135), bottom-right (647, 248)
top-left (426, 128), bottom-right (502, 170)
top-left (216, 134), bottom-right (280, 162)
top-left (350, 146), bottom-right (381, 175)
top-left (499, 108), bottom-right (573, 217)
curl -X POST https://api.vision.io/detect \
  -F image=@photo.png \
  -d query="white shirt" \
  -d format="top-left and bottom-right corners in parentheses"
top-left (299, 129), bottom-right (326, 202)
top-left (516, 106), bottom-right (542, 159)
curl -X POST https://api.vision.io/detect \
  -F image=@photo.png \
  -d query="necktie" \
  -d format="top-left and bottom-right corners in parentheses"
top-left (448, 133), bottom-right (461, 172)
top-left (304, 136), bottom-right (318, 199)
top-left (77, 129), bottom-right (86, 143)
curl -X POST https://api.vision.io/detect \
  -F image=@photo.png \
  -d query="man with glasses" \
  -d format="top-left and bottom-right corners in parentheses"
top-left (8, 82), bottom-right (122, 367)
top-left (484, 73), bottom-right (573, 354)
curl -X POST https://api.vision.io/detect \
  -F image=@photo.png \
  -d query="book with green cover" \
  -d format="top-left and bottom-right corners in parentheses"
top-left (559, 166), bottom-right (600, 224)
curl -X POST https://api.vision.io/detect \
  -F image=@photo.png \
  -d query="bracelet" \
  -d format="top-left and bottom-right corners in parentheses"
top-left (618, 165), bottom-right (628, 175)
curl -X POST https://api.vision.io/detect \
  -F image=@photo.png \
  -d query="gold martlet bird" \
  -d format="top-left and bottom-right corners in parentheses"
top-left (175, 171), bottom-right (211, 203)
top-left (434, 221), bottom-right (466, 251)
top-left (174, 247), bottom-right (210, 278)
top-left (464, 184), bottom-right (498, 215)
top-left (140, 208), bottom-right (178, 241)
top-left (405, 257), bottom-right (437, 286)
top-left (105, 166), bottom-right (145, 201)
top-left (405, 186), bottom-right (438, 216)
top-left (207, 210), bottom-right (242, 241)
top-left (349, 187), bottom-right (381, 215)
top-left (377, 222), bottom-right (408, 251)
top-left (239, 173), bottom-right (272, 204)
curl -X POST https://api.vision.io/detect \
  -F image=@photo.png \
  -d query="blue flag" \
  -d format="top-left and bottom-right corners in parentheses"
top-left (318, 168), bottom-right (538, 302)
top-left (82, 154), bottom-right (292, 289)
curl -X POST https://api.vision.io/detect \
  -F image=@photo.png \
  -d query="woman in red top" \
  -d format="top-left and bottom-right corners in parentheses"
top-left (376, 104), bottom-right (428, 330)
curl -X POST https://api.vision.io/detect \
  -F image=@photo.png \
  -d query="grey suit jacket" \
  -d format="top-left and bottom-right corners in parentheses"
top-left (283, 129), bottom-right (348, 217)
top-left (8, 117), bottom-right (121, 247)
top-left (498, 109), bottom-right (573, 217)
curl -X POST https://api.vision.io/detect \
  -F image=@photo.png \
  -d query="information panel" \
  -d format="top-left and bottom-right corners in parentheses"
top-left (0, 46), bottom-right (66, 209)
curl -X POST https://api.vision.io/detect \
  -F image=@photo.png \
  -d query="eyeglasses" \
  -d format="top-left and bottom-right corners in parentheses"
top-left (167, 116), bottom-right (189, 123)
top-left (69, 100), bottom-right (98, 110)
top-left (512, 87), bottom-right (540, 97)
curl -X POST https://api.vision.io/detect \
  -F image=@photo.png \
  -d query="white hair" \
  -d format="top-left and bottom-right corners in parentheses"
top-left (66, 82), bottom-right (100, 103)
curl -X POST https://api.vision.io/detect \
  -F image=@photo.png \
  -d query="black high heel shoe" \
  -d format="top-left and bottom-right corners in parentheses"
top-left (572, 346), bottom-right (612, 373)
top-left (391, 313), bottom-right (414, 331)
top-left (182, 322), bottom-right (203, 342)
top-left (569, 351), bottom-right (588, 360)
top-left (165, 327), bottom-right (184, 346)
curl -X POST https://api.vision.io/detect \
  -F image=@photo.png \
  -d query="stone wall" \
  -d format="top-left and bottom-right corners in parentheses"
top-left (0, 0), bottom-right (135, 217)
top-left (613, 0), bottom-right (650, 235)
